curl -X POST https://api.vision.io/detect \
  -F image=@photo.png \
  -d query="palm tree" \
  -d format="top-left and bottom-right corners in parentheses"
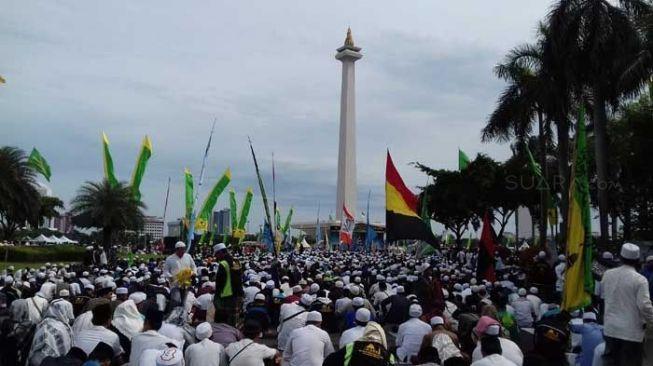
top-left (482, 40), bottom-right (554, 246)
top-left (71, 180), bottom-right (145, 253)
top-left (39, 196), bottom-right (64, 227)
top-left (548, 0), bottom-right (645, 245)
top-left (0, 146), bottom-right (41, 240)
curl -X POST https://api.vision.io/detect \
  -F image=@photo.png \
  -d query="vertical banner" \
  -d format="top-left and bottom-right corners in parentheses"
top-left (339, 205), bottom-right (355, 246)
top-left (229, 189), bottom-right (238, 233)
top-left (131, 136), bottom-right (153, 200)
top-left (184, 169), bottom-right (194, 225)
top-left (102, 132), bottom-right (118, 187)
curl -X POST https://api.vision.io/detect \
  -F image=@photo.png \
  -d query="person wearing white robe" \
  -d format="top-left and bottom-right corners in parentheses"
top-left (185, 322), bottom-right (226, 366)
top-left (396, 304), bottom-right (432, 363)
top-left (338, 308), bottom-right (370, 349)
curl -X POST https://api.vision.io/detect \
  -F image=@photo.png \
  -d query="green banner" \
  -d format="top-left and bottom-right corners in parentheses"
top-left (458, 149), bottom-right (470, 171)
top-left (282, 207), bottom-right (294, 234)
top-left (102, 132), bottom-right (118, 187)
top-left (229, 189), bottom-right (238, 232)
top-left (184, 168), bottom-right (194, 222)
top-left (130, 136), bottom-right (152, 200)
top-left (27, 147), bottom-right (51, 181)
top-left (195, 168), bottom-right (231, 231)
top-left (237, 188), bottom-right (254, 230)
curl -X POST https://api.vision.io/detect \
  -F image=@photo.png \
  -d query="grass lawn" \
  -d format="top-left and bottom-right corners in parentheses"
top-left (0, 261), bottom-right (81, 271)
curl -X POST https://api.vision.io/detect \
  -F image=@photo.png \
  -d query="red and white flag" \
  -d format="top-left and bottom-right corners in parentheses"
top-left (339, 205), bottom-right (355, 245)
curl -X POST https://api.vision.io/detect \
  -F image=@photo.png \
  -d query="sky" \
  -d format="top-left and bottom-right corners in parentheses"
top-left (1, 1), bottom-right (556, 234)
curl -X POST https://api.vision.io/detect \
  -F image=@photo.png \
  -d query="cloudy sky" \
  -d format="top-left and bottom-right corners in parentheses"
top-left (2, 1), bottom-right (555, 233)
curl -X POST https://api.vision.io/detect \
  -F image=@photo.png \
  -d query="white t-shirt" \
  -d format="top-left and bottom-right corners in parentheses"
top-left (225, 339), bottom-right (277, 366)
top-left (339, 325), bottom-right (365, 349)
top-left (283, 325), bottom-right (334, 366)
top-left (472, 338), bottom-right (523, 366)
top-left (73, 325), bottom-right (123, 357)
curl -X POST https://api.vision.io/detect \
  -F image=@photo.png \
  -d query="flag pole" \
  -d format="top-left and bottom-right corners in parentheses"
top-left (187, 119), bottom-right (216, 253)
top-left (162, 176), bottom-right (171, 234)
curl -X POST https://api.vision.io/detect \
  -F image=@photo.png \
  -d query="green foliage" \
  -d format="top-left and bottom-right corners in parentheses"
top-left (0, 147), bottom-right (42, 240)
top-left (38, 196), bottom-right (64, 226)
top-left (71, 179), bottom-right (146, 251)
top-left (416, 153), bottom-right (540, 243)
top-left (0, 245), bottom-right (85, 262)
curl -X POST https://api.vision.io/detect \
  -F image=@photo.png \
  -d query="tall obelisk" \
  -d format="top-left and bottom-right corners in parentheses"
top-left (335, 28), bottom-right (362, 220)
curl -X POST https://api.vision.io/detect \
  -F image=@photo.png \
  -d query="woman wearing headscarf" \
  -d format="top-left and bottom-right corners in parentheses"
top-left (110, 299), bottom-right (144, 360)
top-left (5, 299), bottom-right (35, 366)
top-left (28, 298), bottom-right (75, 365)
top-left (323, 321), bottom-right (396, 366)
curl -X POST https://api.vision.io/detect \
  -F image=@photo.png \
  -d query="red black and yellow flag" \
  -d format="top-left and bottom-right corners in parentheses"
top-left (386, 151), bottom-right (437, 245)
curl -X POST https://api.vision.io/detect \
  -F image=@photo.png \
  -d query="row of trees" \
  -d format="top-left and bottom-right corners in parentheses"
top-left (420, 0), bottom-right (653, 247)
top-left (0, 146), bottom-right (146, 251)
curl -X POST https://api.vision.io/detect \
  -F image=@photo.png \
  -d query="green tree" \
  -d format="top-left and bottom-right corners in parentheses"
top-left (0, 147), bottom-right (41, 240)
top-left (71, 180), bottom-right (145, 253)
top-left (39, 196), bottom-right (64, 227)
top-left (548, 0), bottom-right (645, 245)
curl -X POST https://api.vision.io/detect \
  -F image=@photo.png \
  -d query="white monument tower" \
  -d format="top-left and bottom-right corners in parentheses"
top-left (335, 28), bottom-right (362, 220)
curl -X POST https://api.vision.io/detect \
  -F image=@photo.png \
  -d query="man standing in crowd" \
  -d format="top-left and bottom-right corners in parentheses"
top-left (601, 243), bottom-right (653, 366)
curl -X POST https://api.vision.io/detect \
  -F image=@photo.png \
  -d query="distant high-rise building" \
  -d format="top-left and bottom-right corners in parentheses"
top-left (53, 212), bottom-right (73, 234)
top-left (142, 216), bottom-right (164, 241)
top-left (167, 220), bottom-right (182, 238)
top-left (211, 209), bottom-right (231, 235)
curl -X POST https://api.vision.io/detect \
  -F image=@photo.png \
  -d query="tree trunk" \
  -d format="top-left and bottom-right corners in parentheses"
top-left (102, 228), bottom-right (112, 253)
top-left (592, 88), bottom-right (611, 246)
top-left (610, 209), bottom-right (618, 242)
top-left (538, 111), bottom-right (548, 248)
top-left (556, 118), bottom-right (571, 246)
top-left (624, 209), bottom-right (632, 241)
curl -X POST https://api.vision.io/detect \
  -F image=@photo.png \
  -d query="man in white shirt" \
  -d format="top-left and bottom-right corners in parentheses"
top-left (130, 306), bottom-right (182, 365)
top-left (471, 335), bottom-right (518, 366)
top-left (555, 254), bottom-right (566, 295)
top-left (163, 241), bottom-right (197, 279)
top-left (283, 311), bottom-right (335, 366)
top-left (511, 288), bottom-right (535, 328)
top-left (226, 320), bottom-right (279, 366)
top-left (184, 322), bottom-right (226, 366)
top-left (471, 321), bottom-right (523, 365)
top-left (396, 304), bottom-right (432, 363)
top-left (277, 293), bottom-right (312, 351)
top-left (163, 241), bottom-right (197, 307)
top-left (601, 243), bottom-right (653, 366)
top-left (339, 308), bottom-right (370, 349)
top-left (526, 287), bottom-right (542, 319)
top-left (73, 302), bottom-right (124, 363)
top-left (242, 276), bottom-right (261, 310)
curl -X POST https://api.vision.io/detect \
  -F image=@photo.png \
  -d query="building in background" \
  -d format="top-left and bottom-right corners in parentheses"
top-left (167, 220), bottom-right (182, 239)
top-left (53, 212), bottom-right (73, 234)
top-left (142, 216), bottom-right (164, 241)
top-left (211, 208), bottom-right (231, 236)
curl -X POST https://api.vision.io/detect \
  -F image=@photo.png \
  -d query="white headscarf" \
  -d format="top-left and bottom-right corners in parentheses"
top-left (359, 321), bottom-right (388, 349)
top-left (112, 299), bottom-right (144, 340)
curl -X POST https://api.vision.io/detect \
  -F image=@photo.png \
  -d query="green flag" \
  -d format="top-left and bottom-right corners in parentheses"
top-left (102, 132), bottom-right (118, 187)
top-left (458, 149), bottom-right (470, 170)
top-left (524, 143), bottom-right (551, 191)
top-left (184, 168), bottom-right (194, 223)
top-left (27, 148), bottom-right (51, 181)
top-left (275, 208), bottom-right (281, 231)
top-left (282, 207), bottom-right (294, 234)
top-left (195, 169), bottom-right (231, 231)
top-left (229, 189), bottom-right (238, 232)
top-left (237, 188), bottom-right (254, 230)
top-left (130, 136), bottom-right (152, 200)
top-left (562, 107), bottom-right (594, 310)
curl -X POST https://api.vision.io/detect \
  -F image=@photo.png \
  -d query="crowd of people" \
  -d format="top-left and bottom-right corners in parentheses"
top-left (0, 240), bottom-right (652, 366)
